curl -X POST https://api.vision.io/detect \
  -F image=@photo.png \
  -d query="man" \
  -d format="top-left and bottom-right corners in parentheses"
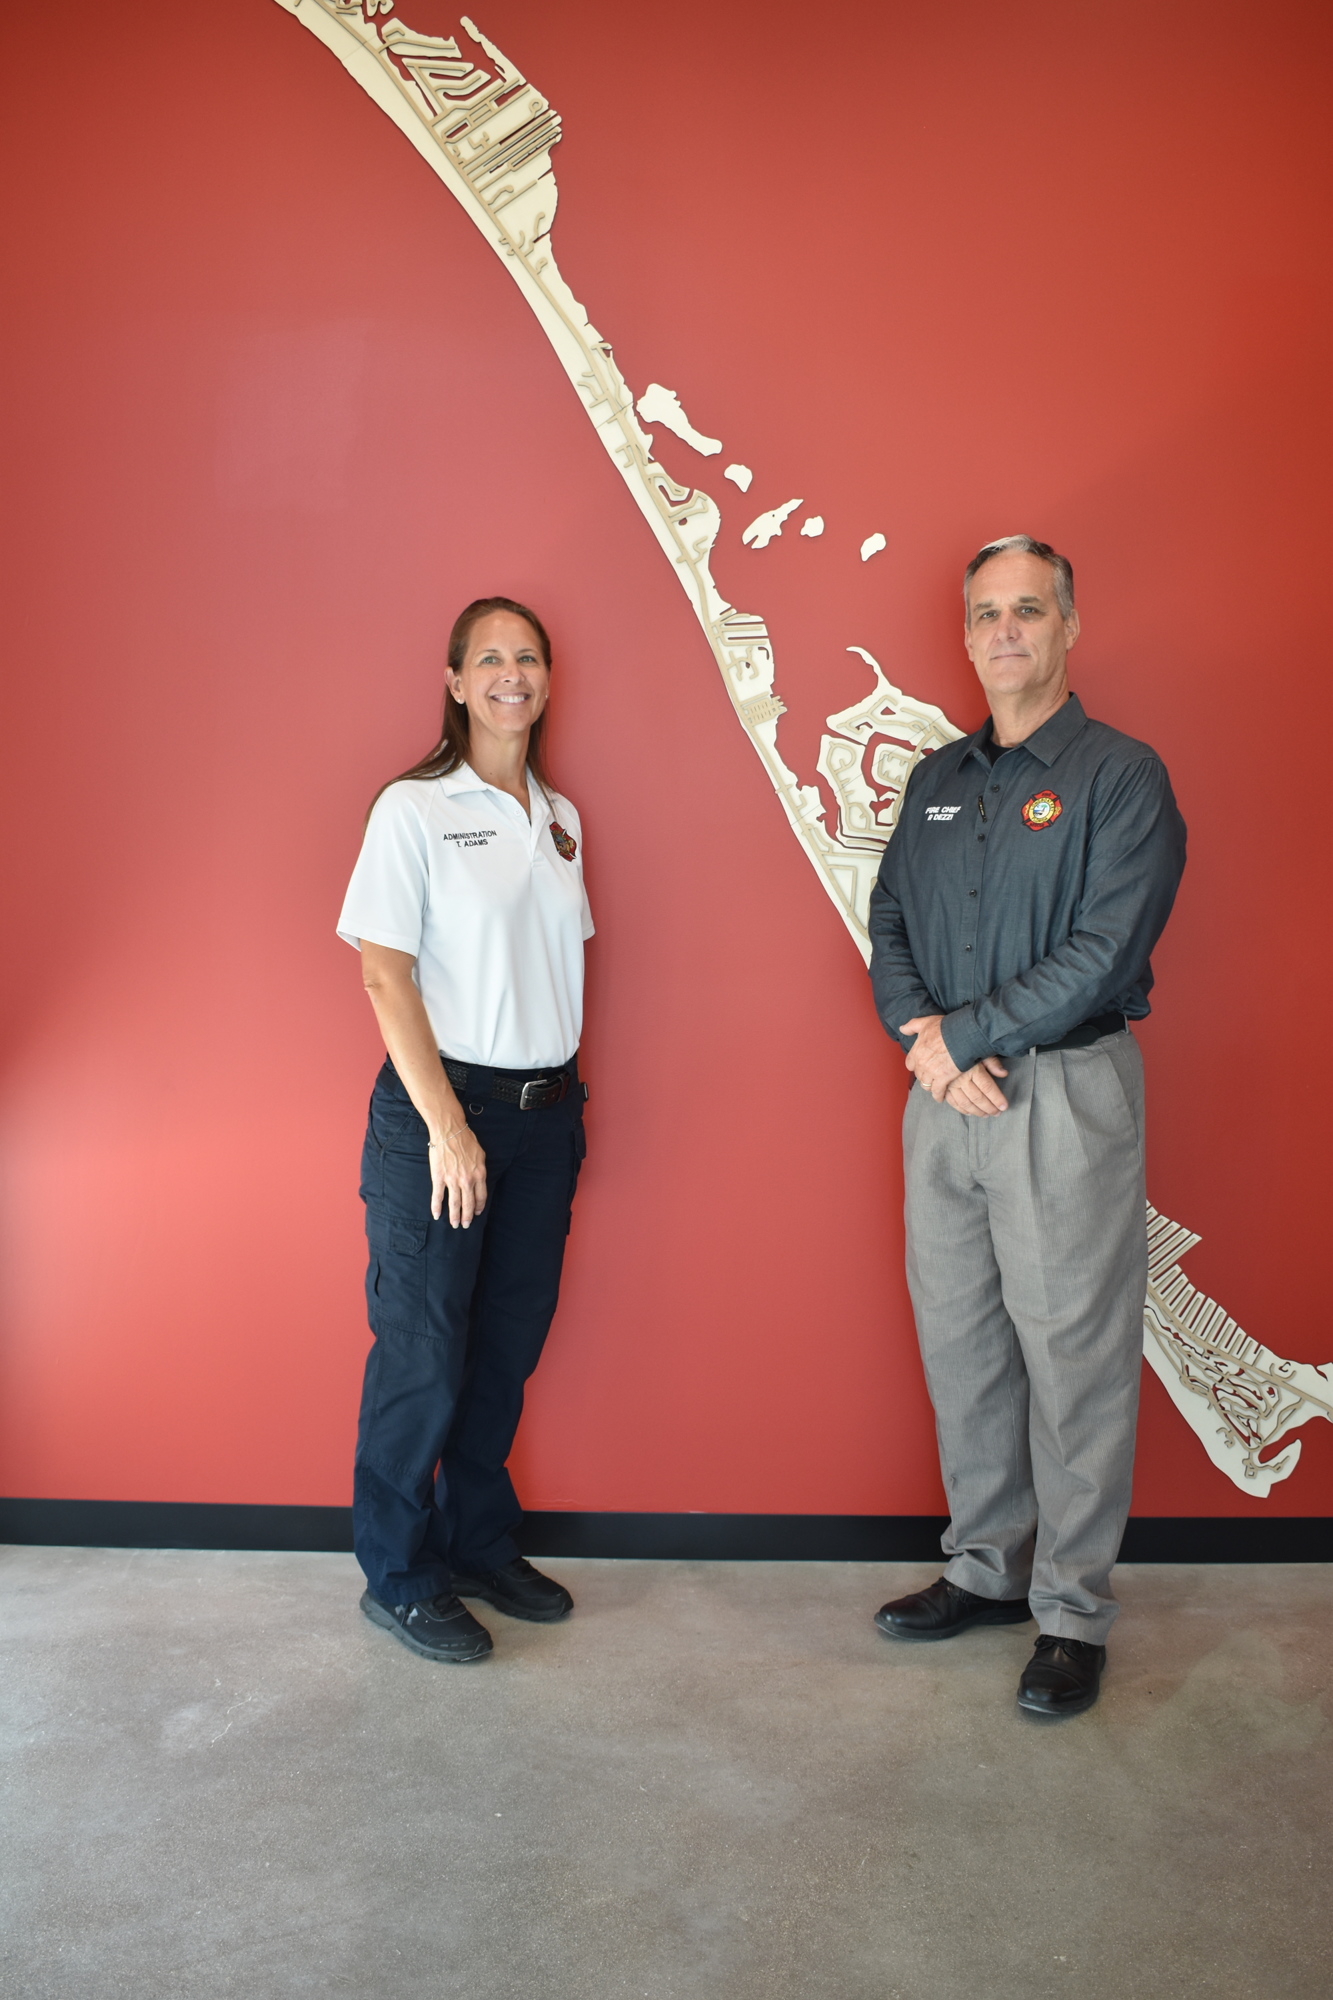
top-left (867, 535), bottom-right (1186, 1717)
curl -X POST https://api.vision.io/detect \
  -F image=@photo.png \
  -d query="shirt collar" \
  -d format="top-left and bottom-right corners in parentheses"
top-left (435, 762), bottom-right (489, 795)
top-left (436, 760), bottom-right (540, 797)
top-left (436, 761), bottom-right (549, 823)
top-left (964, 692), bottom-right (1087, 771)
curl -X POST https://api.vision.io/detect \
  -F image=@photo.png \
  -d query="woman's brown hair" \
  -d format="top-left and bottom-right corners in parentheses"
top-left (367, 597), bottom-right (555, 821)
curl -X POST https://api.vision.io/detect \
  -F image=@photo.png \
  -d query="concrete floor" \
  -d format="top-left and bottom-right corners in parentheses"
top-left (1, 1551), bottom-right (1329, 2000)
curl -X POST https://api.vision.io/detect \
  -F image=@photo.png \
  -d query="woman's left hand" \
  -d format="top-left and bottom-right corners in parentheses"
top-left (428, 1121), bottom-right (488, 1228)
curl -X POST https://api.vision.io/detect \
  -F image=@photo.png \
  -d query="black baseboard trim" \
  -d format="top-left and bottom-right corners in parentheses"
top-left (0, 1500), bottom-right (1329, 1562)
top-left (519, 1513), bottom-right (953, 1561)
top-left (1116, 1516), bottom-right (1332, 1563)
top-left (0, 1499), bottom-right (355, 1553)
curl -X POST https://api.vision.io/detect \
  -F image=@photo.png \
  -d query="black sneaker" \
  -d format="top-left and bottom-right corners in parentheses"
top-left (360, 1589), bottom-right (493, 1662)
top-left (450, 1556), bottom-right (573, 1623)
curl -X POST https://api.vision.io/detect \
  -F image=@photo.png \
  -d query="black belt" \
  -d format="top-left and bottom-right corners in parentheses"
top-left (441, 1055), bottom-right (573, 1110)
top-left (1033, 1011), bottom-right (1126, 1054)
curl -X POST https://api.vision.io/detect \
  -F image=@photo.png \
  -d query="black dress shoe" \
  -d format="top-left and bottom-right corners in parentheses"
top-left (874, 1576), bottom-right (1032, 1641)
top-left (1017, 1635), bottom-right (1106, 1716)
top-left (360, 1589), bottom-right (493, 1662)
top-left (450, 1556), bottom-right (574, 1623)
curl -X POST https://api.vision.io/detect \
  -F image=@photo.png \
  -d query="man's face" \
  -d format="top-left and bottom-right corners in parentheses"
top-left (963, 550), bottom-right (1079, 705)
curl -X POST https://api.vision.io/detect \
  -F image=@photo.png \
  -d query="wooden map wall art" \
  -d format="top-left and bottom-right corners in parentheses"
top-left (273, 0), bottom-right (1333, 1497)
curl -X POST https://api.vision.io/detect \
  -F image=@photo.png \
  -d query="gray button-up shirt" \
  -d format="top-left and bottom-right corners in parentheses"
top-left (868, 693), bottom-right (1186, 1070)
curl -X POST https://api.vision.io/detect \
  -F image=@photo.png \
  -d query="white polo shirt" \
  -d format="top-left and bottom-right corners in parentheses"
top-left (337, 765), bottom-right (594, 1069)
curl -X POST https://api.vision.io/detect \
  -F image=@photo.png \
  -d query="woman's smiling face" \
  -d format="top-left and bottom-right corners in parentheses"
top-left (445, 610), bottom-right (550, 748)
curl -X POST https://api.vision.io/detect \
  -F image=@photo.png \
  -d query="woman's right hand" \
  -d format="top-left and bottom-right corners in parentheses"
top-left (428, 1121), bottom-right (488, 1228)
top-left (358, 943), bottom-right (490, 1229)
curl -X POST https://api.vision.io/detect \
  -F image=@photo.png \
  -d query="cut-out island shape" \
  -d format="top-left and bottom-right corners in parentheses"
top-left (273, 0), bottom-right (1333, 1497)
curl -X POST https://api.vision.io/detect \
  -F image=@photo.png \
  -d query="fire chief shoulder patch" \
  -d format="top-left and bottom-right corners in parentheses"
top-left (550, 821), bottom-right (578, 861)
top-left (1021, 790), bottom-right (1063, 830)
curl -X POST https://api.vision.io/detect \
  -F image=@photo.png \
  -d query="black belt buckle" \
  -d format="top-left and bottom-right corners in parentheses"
top-left (519, 1074), bottom-right (568, 1110)
top-left (439, 1054), bottom-right (570, 1109)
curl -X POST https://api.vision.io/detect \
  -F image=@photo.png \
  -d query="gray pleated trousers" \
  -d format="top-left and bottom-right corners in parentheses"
top-left (902, 1031), bottom-right (1147, 1643)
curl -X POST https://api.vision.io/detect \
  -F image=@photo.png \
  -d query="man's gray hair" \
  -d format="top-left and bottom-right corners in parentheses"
top-left (963, 534), bottom-right (1075, 622)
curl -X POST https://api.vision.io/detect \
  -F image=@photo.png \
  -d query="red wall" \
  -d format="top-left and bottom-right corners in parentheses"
top-left (1, 0), bottom-right (1328, 1517)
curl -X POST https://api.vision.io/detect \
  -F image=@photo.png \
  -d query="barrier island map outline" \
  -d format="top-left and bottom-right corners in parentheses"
top-left (274, 0), bottom-right (1332, 1497)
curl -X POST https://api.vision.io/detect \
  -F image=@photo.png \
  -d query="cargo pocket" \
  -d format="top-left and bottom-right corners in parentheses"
top-left (364, 1200), bottom-right (429, 1334)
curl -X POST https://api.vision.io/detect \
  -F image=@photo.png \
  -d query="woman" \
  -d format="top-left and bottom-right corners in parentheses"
top-left (337, 597), bottom-right (592, 1663)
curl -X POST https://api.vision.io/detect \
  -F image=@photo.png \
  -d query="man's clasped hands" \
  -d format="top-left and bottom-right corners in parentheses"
top-left (898, 1014), bottom-right (1009, 1117)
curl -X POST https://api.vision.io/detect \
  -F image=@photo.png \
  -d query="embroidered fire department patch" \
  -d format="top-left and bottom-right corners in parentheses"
top-left (550, 822), bottom-right (578, 861)
top-left (1021, 790), bottom-right (1063, 830)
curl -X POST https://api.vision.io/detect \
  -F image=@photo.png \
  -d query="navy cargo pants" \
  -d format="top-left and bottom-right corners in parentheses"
top-left (352, 1056), bottom-right (585, 1608)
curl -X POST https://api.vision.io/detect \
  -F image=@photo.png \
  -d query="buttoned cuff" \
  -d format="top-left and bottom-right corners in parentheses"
top-left (940, 1006), bottom-right (991, 1074)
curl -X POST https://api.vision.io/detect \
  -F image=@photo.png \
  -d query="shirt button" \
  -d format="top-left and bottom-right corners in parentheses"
top-left (977, 834), bottom-right (986, 842)
top-left (964, 944), bottom-right (972, 951)
top-left (990, 785), bottom-right (1000, 794)
top-left (968, 889), bottom-right (977, 897)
